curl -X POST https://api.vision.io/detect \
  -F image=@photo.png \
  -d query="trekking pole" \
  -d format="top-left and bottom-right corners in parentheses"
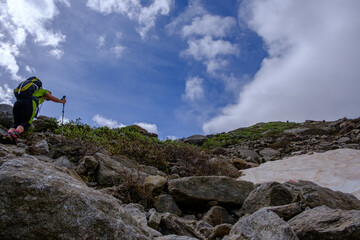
top-left (61, 96), bottom-right (66, 137)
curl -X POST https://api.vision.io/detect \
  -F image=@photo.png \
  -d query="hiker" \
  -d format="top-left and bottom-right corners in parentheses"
top-left (1, 76), bottom-right (66, 145)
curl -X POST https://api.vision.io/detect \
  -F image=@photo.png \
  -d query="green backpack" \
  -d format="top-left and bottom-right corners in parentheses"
top-left (14, 77), bottom-right (43, 100)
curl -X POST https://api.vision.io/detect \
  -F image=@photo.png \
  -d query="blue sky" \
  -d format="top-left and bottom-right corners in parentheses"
top-left (1, 0), bottom-right (360, 139)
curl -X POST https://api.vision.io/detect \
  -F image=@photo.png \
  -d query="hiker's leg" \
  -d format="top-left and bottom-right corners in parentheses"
top-left (4, 99), bottom-right (34, 144)
top-left (11, 99), bottom-right (25, 133)
top-left (17, 99), bottom-right (35, 133)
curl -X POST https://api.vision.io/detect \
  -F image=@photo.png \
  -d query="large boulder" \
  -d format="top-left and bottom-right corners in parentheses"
top-left (0, 104), bottom-right (13, 128)
top-left (95, 152), bottom-right (148, 187)
top-left (32, 115), bottom-right (58, 132)
top-left (155, 235), bottom-right (199, 240)
top-left (184, 135), bottom-right (207, 145)
top-left (0, 157), bottom-right (158, 239)
top-left (240, 182), bottom-right (296, 215)
top-left (201, 206), bottom-right (235, 227)
top-left (224, 209), bottom-right (299, 240)
top-left (284, 180), bottom-right (360, 210)
top-left (154, 194), bottom-right (182, 216)
top-left (208, 157), bottom-right (241, 178)
top-left (237, 148), bottom-right (263, 164)
top-left (159, 213), bottom-right (205, 239)
top-left (168, 176), bottom-right (254, 209)
top-left (289, 206), bottom-right (360, 240)
top-left (143, 175), bottom-right (167, 197)
top-left (259, 147), bottom-right (281, 161)
top-left (263, 202), bottom-right (303, 221)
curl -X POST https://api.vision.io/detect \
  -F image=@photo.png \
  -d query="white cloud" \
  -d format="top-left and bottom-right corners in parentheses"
top-left (182, 36), bottom-right (239, 61)
top-left (0, 0), bottom-right (68, 80)
top-left (166, 136), bottom-right (177, 140)
top-left (182, 76), bottom-right (204, 102)
top-left (49, 48), bottom-right (64, 59)
top-left (165, 0), bottom-right (206, 35)
top-left (87, 0), bottom-right (173, 39)
top-left (25, 65), bottom-right (36, 74)
top-left (92, 114), bottom-right (126, 129)
top-left (203, 0), bottom-right (360, 134)
top-left (112, 44), bottom-right (126, 57)
top-left (181, 36), bottom-right (239, 74)
top-left (0, 84), bottom-right (13, 105)
top-left (92, 114), bottom-right (158, 134)
top-left (181, 14), bottom-right (236, 38)
top-left (97, 35), bottom-right (106, 48)
top-left (0, 42), bottom-right (20, 80)
top-left (6, 0), bottom-right (66, 47)
top-left (167, 0), bottom-right (238, 76)
top-left (134, 122), bottom-right (158, 134)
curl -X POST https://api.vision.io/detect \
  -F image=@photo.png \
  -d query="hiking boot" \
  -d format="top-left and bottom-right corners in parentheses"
top-left (1, 132), bottom-right (17, 145)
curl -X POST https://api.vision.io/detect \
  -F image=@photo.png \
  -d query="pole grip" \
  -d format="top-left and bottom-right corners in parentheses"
top-left (61, 96), bottom-right (66, 101)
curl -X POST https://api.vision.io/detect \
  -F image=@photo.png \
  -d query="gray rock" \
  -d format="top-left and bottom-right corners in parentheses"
top-left (0, 127), bottom-right (7, 136)
top-left (239, 182), bottom-right (295, 216)
top-left (34, 155), bottom-right (55, 163)
top-left (284, 180), bottom-right (360, 210)
top-left (263, 202), bottom-right (303, 221)
top-left (76, 156), bottom-right (98, 175)
top-left (0, 104), bottom-right (13, 128)
top-left (208, 157), bottom-right (241, 178)
top-left (208, 224), bottom-right (232, 240)
top-left (168, 176), bottom-right (254, 209)
top-left (16, 142), bottom-right (28, 149)
top-left (12, 147), bottom-right (26, 156)
top-left (232, 158), bottom-right (258, 170)
top-left (0, 157), bottom-right (157, 239)
top-left (143, 175), bottom-right (167, 197)
top-left (289, 206), bottom-right (360, 240)
top-left (140, 165), bottom-right (167, 176)
top-left (184, 135), bottom-right (207, 145)
top-left (29, 139), bottom-right (49, 155)
top-left (337, 136), bottom-right (351, 144)
top-left (159, 213), bottom-right (205, 239)
top-left (224, 209), bottom-right (299, 240)
top-left (201, 206), bottom-right (235, 227)
top-left (32, 116), bottom-right (56, 132)
top-left (154, 194), bottom-right (182, 216)
top-left (123, 204), bottom-right (162, 238)
top-left (148, 208), bottom-right (162, 230)
top-left (95, 152), bottom-right (148, 187)
top-left (259, 147), bottom-right (281, 161)
top-left (54, 156), bottom-right (71, 169)
top-left (196, 220), bottom-right (213, 237)
top-left (155, 235), bottom-right (199, 240)
top-left (237, 149), bottom-right (263, 164)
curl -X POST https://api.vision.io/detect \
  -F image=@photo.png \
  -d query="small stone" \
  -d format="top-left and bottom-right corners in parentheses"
top-left (148, 209), bottom-right (161, 230)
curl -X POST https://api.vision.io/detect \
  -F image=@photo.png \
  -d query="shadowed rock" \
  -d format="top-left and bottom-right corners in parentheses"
top-left (289, 206), bottom-right (360, 240)
top-left (0, 157), bottom-right (157, 239)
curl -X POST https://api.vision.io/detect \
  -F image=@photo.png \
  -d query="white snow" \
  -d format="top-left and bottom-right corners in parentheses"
top-left (238, 148), bottom-right (360, 199)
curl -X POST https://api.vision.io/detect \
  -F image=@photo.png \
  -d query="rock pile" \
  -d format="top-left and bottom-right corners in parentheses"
top-left (1, 139), bottom-right (360, 239)
top-left (1, 108), bottom-right (360, 239)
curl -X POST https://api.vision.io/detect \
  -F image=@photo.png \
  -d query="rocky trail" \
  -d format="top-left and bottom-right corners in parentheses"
top-left (1, 103), bottom-right (360, 239)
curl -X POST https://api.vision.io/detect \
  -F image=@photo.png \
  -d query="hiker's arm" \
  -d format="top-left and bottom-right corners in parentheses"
top-left (44, 93), bottom-right (66, 104)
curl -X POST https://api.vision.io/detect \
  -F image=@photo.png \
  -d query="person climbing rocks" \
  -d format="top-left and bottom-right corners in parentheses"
top-left (1, 76), bottom-right (66, 145)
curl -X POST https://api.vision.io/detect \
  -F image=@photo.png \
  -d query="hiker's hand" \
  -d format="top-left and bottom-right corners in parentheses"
top-left (61, 99), bottom-right (66, 104)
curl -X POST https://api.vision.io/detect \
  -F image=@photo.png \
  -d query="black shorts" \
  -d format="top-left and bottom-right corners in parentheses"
top-left (11, 98), bottom-right (37, 130)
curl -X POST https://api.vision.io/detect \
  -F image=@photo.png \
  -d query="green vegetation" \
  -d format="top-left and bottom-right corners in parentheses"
top-left (202, 121), bottom-right (300, 149)
top-left (19, 118), bottom-right (300, 176)
top-left (49, 119), bottom-right (211, 176)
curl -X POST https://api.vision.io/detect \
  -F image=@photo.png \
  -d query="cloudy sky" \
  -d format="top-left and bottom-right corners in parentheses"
top-left (1, 0), bottom-right (359, 139)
